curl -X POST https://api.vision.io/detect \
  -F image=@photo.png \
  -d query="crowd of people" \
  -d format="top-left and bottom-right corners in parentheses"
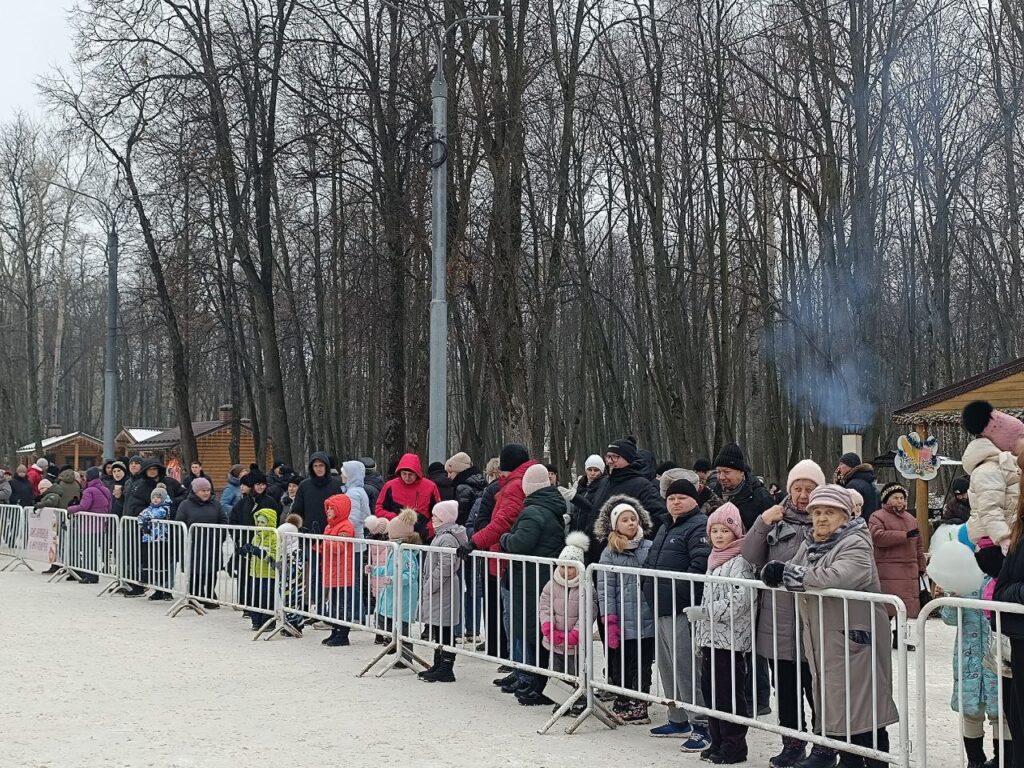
top-left (8, 398), bottom-right (1024, 767)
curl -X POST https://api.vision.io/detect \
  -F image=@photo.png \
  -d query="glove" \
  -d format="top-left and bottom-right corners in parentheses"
top-left (140, 518), bottom-right (152, 534)
top-left (975, 545), bottom-right (1005, 579)
top-left (566, 628), bottom-right (580, 647)
top-left (605, 615), bottom-right (621, 650)
top-left (683, 605), bottom-right (707, 623)
top-left (551, 629), bottom-right (566, 646)
top-left (541, 621), bottom-right (552, 638)
top-left (761, 560), bottom-right (786, 588)
top-left (456, 540), bottom-right (475, 560)
top-left (906, 529), bottom-right (920, 539)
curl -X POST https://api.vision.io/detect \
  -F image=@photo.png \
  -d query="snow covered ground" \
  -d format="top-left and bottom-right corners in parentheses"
top-left (0, 567), bottom-right (970, 767)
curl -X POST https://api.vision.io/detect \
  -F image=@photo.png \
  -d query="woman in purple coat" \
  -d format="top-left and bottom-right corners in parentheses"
top-left (67, 467), bottom-right (114, 583)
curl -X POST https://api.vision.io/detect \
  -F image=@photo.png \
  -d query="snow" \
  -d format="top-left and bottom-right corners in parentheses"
top-left (0, 569), bottom-right (969, 767)
top-left (125, 428), bottom-right (164, 444)
top-left (16, 431), bottom-right (100, 453)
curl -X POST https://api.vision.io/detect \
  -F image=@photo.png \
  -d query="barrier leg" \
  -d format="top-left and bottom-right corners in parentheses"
top-left (2, 555), bottom-right (33, 572)
top-left (167, 596), bottom-right (206, 617)
top-left (539, 685), bottom-right (585, 735)
top-left (48, 564), bottom-right (79, 583)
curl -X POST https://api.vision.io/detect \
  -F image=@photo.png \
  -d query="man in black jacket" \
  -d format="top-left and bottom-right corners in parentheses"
top-left (713, 443), bottom-right (774, 531)
top-left (643, 479), bottom-right (711, 741)
top-left (835, 452), bottom-right (881, 521)
top-left (588, 438), bottom-right (670, 539)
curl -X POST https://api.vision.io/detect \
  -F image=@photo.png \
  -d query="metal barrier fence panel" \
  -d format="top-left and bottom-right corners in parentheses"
top-left (273, 531), bottom-right (399, 663)
top-left (395, 543), bottom-right (596, 735)
top-left (575, 563), bottom-right (910, 767)
top-left (50, 512), bottom-right (119, 584)
top-left (915, 594), bottom-right (1024, 768)
top-left (0, 505), bottom-right (29, 570)
top-left (110, 516), bottom-right (188, 604)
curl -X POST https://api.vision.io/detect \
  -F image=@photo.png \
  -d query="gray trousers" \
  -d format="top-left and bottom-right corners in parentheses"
top-left (657, 614), bottom-right (706, 725)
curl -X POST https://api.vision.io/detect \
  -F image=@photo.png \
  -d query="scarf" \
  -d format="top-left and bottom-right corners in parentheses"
top-left (709, 535), bottom-right (746, 570)
top-left (767, 498), bottom-right (811, 547)
top-left (625, 528), bottom-right (645, 550)
top-left (804, 516), bottom-right (866, 562)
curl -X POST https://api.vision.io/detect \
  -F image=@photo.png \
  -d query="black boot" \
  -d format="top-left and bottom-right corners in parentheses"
top-left (418, 649), bottom-right (443, 680)
top-left (323, 626), bottom-right (350, 647)
top-left (964, 736), bottom-right (987, 768)
top-left (421, 652), bottom-right (456, 683)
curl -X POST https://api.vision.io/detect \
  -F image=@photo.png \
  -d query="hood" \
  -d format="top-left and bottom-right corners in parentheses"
top-left (962, 437), bottom-right (1004, 474)
top-left (227, 475), bottom-right (240, 487)
top-left (253, 507), bottom-right (278, 527)
top-left (434, 521), bottom-right (468, 545)
top-left (341, 460), bottom-right (365, 489)
top-left (594, 494), bottom-right (655, 540)
top-left (455, 468), bottom-right (485, 488)
top-left (59, 469), bottom-right (78, 484)
top-left (307, 451), bottom-right (333, 486)
top-left (395, 453), bottom-right (423, 478)
top-left (325, 493), bottom-right (352, 522)
top-left (839, 463), bottom-right (875, 484)
top-left (140, 458), bottom-right (166, 480)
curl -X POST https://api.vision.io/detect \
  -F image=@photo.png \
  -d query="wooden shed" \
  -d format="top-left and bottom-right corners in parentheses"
top-left (129, 406), bottom-right (271, 487)
top-left (115, 427), bottom-right (166, 459)
top-left (893, 356), bottom-right (1024, 544)
top-left (16, 430), bottom-right (104, 471)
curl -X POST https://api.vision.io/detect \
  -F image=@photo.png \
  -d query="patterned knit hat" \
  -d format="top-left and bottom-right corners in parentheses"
top-left (880, 483), bottom-right (908, 505)
top-left (807, 484), bottom-right (856, 518)
top-left (559, 531), bottom-right (590, 563)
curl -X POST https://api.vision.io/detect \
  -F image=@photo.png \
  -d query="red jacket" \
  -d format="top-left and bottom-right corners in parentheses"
top-left (472, 460), bottom-right (537, 576)
top-left (27, 465), bottom-right (43, 497)
top-left (374, 453), bottom-right (440, 536)
top-left (323, 494), bottom-right (356, 588)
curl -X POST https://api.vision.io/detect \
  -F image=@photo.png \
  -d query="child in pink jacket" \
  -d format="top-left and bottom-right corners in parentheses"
top-left (363, 514), bottom-right (391, 643)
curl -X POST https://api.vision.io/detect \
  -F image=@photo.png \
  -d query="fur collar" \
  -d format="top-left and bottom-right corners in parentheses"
top-left (593, 494), bottom-right (654, 540)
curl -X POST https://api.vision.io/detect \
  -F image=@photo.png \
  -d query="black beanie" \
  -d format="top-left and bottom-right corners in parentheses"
top-left (839, 452), bottom-right (862, 469)
top-left (665, 478), bottom-right (699, 502)
top-left (713, 443), bottom-right (747, 472)
top-left (606, 438), bottom-right (639, 464)
top-left (951, 477), bottom-right (970, 495)
top-left (427, 462), bottom-right (445, 474)
top-left (85, 467), bottom-right (101, 483)
top-left (499, 443), bottom-right (530, 472)
top-left (693, 457), bottom-right (712, 473)
top-left (240, 463), bottom-right (267, 487)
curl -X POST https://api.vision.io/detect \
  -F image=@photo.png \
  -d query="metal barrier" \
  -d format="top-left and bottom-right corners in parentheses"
top-left (395, 544), bottom-right (598, 735)
top-left (107, 515), bottom-right (189, 606)
top-left (573, 564), bottom-right (910, 767)
top-left (275, 531), bottom-right (399, 669)
top-left (915, 594), bottom-right (1022, 768)
top-left (49, 511), bottom-right (119, 584)
top-left (0, 505), bottom-right (29, 571)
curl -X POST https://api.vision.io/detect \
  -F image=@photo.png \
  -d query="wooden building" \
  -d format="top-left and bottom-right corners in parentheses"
top-left (16, 430), bottom-right (104, 471)
top-left (115, 428), bottom-right (166, 459)
top-left (128, 406), bottom-right (271, 485)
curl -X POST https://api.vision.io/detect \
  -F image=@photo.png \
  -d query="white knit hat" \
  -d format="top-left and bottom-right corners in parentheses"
top-left (584, 454), bottom-right (604, 471)
top-left (610, 502), bottom-right (639, 532)
top-left (559, 531), bottom-right (590, 563)
top-left (787, 459), bottom-right (826, 493)
top-left (35, 458), bottom-right (48, 470)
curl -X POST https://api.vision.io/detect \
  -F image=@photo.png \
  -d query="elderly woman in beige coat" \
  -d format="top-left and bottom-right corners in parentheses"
top-left (760, 484), bottom-right (899, 768)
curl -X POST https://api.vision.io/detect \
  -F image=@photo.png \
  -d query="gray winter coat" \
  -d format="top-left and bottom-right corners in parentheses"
top-left (418, 522), bottom-right (468, 627)
top-left (0, 477), bottom-right (11, 504)
top-left (787, 523), bottom-right (900, 737)
top-left (741, 509), bottom-right (812, 661)
top-left (594, 495), bottom-right (656, 640)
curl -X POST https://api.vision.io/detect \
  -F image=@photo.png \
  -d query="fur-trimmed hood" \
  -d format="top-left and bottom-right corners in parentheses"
top-left (594, 494), bottom-right (654, 540)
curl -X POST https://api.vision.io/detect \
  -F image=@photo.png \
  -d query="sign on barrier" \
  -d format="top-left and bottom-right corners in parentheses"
top-left (0, 505), bottom-right (29, 571)
top-left (25, 508), bottom-right (62, 565)
top-left (50, 511), bottom-right (119, 584)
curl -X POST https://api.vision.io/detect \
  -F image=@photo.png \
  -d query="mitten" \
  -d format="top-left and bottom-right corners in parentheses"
top-left (683, 605), bottom-right (708, 623)
top-left (761, 560), bottom-right (786, 588)
top-left (605, 615), bottom-right (621, 649)
top-left (551, 629), bottom-right (566, 646)
top-left (566, 628), bottom-right (580, 647)
top-left (906, 529), bottom-right (920, 539)
top-left (540, 621), bottom-right (552, 638)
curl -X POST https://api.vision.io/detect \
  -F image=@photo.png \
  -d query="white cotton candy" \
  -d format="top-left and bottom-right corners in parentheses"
top-left (926, 525), bottom-right (984, 596)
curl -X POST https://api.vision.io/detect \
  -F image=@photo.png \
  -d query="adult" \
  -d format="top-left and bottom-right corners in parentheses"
top-left (54, 468), bottom-right (83, 509)
top-left (176, 477), bottom-right (228, 526)
top-left (281, 475), bottom-right (304, 517)
top-left (941, 477), bottom-right (971, 527)
top-left (643, 478), bottom-right (711, 746)
top-left (220, 464), bottom-right (244, 522)
top-left (961, 401), bottom-right (1024, 548)
top-left (177, 477), bottom-right (228, 607)
top-left (427, 461), bottom-right (457, 502)
top-left (835, 452), bottom-right (881, 521)
top-left (66, 467), bottom-right (114, 583)
top-left (101, 460), bottom-right (116, 491)
top-left (125, 459), bottom-right (185, 519)
top-left (588, 437), bottom-right (669, 536)
top-left (374, 453), bottom-right (441, 539)
top-left (230, 465), bottom-right (283, 527)
top-left (290, 452), bottom-right (343, 535)
top-left (27, 458), bottom-right (47, 497)
top-left (869, 483), bottom-right (927, 631)
top-left (742, 459), bottom-right (829, 768)
top-left (713, 442), bottom-right (775, 531)
top-left (108, 462), bottom-right (128, 517)
top-left (499, 463), bottom-right (566, 705)
top-left (9, 465), bottom-right (34, 507)
top-left (122, 456), bottom-right (143, 512)
top-left (360, 456), bottom-right (385, 511)
top-left (761, 485), bottom-right (900, 768)
top-left (694, 457), bottom-right (718, 500)
top-left (341, 460), bottom-right (372, 542)
top-left (0, 470), bottom-right (10, 504)
top-left (445, 452), bottom-right (487, 526)
top-left (185, 460), bottom-right (215, 495)
top-left (576, 454), bottom-right (608, 505)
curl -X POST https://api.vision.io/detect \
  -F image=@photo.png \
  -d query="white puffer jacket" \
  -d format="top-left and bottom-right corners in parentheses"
top-left (963, 438), bottom-right (1020, 545)
top-left (694, 554), bottom-right (755, 652)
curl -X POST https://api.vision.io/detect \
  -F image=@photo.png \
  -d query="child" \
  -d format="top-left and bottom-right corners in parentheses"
top-left (418, 500), bottom-right (468, 682)
top-left (137, 485), bottom-right (172, 601)
top-left (372, 508), bottom-right (421, 662)
top-left (595, 495), bottom-right (657, 724)
top-left (322, 494), bottom-right (355, 647)
top-left (239, 507), bottom-right (278, 631)
top-left (363, 514), bottom-right (391, 644)
top-left (686, 502), bottom-right (754, 764)
top-left (277, 512), bottom-right (305, 634)
top-left (538, 531), bottom-right (592, 716)
top-left (939, 582), bottom-right (1010, 768)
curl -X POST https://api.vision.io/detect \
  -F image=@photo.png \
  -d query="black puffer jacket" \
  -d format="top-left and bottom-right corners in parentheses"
top-left (721, 476), bottom-right (775, 531)
top-left (289, 451), bottom-right (343, 533)
top-left (453, 467), bottom-right (487, 525)
top-left (840, 464), bottom-right (881, 521)
top-left (470, 479), bottom-right (501, 534)
top-left (176, 492), bottom-right (228, 527)
top-left (9, 475), bottom-right (34, 506)
top-left (124, 459), bottom-right (186, 518)
top-left (642, 509), bottom-right (711, 614)
top-left (994, 544), bottom-right (1024, 640)
top-left (229, 489), bottom-right (281, 528)
top-left (587, 464), bottom-right (669, 533)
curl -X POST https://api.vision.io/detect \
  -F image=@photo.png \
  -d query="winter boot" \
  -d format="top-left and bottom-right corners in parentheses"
top-left (964, 737), bottom-right (987, 768)
top-left (770, 738), bottom-right (808, 767)
top-left (620, 700), bottom-right (651, 725)
top-left (421, 652), bottom-right (456, 683)
top-left (795, 745), bottom-right (838, 768)
top-left (418, 649), bottom-right (443, 679)
top-left (42, 564), bottom-right (60, 575)
top-left (323, 626), bottom-right (351, 647)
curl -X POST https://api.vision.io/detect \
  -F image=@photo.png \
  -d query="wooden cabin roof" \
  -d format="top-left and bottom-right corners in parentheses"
top-left (894, 357), bottom-right (1024, 425)
top-left (132, 420), bottom-right (252, 450)
top-left (17, 431), bottom-right (102, 455)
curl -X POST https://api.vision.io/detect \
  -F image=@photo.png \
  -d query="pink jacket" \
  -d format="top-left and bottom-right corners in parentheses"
top-left (869, 504), bottom-right (927, 618)
top-left (537, 572), bottom-right (595, 656)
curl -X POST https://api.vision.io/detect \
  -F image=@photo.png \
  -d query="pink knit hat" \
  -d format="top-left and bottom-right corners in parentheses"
top-left (706, 502), bottom-right (745, 539)
top-left (364, 515), bottom-right (388, 536)
top-left (963, 401), bottom-right (1024, 453)
top-left (521, 464), bottom-right (550, 496)
top-left (386, 509), bottom-right (417, 540)
top-left (808, 484), bottom-right (857, 517)
top-left (432, 500), bottom-right (459, 526)
top-left (786, 459), bottom-right (826, 493)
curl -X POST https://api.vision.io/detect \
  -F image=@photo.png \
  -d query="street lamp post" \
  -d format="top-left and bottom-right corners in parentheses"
top-left (428, 14), bottom-right (500, 465)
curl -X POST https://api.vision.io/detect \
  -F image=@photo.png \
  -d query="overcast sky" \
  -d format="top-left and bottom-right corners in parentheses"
top-left (0, 1), bottom-right (73, 121)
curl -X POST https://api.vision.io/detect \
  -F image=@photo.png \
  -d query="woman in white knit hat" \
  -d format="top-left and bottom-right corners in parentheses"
top-left (741, 459), bottom-right (830, 768)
